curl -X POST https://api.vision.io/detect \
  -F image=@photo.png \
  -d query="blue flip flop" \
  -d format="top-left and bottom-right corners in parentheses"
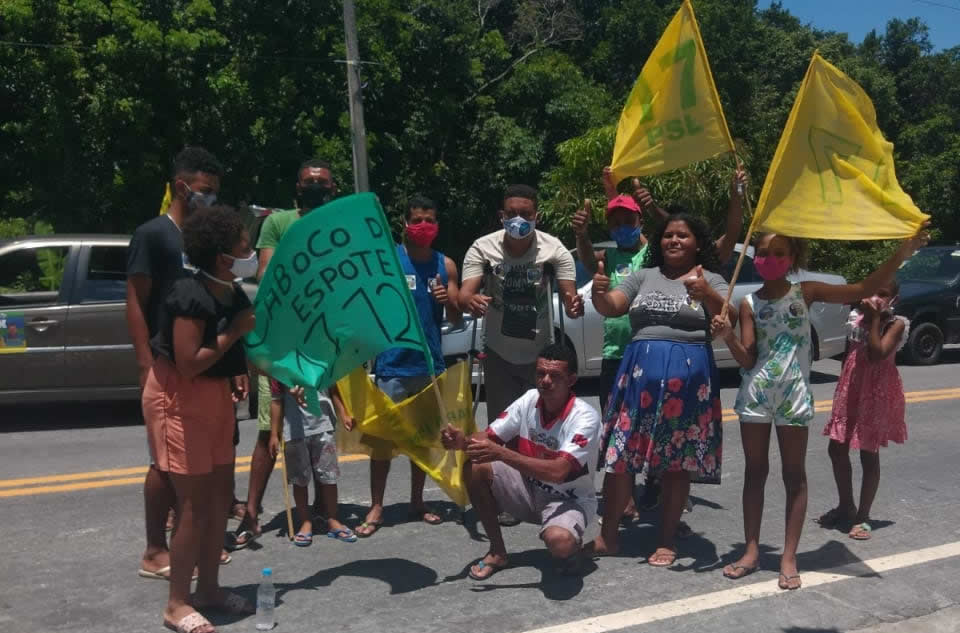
top-left (294, 531), bottom-right (313, 547)
top-left (327, 527), bottom-right (358, 543)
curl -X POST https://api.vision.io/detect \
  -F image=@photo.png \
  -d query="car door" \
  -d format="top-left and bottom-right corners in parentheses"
top-left (63, 241), bottom-right (138, 394)
top-left (0, 242), bottom-right (75, 392)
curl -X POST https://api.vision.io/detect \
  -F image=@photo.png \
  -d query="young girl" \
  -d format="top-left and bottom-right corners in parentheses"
top-left (711, 230), bottom-right (926, 591)
top-left (818, 281), bottom-right (908, 540)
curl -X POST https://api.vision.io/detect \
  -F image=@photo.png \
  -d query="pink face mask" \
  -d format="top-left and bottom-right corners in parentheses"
top-left (405, 221), bottom-right (439, 248)
top-left (753, 255), bottom-right (793, 281)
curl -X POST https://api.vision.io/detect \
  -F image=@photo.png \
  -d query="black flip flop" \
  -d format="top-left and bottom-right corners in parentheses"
top-left (469, 559), bottom-right (508, 581)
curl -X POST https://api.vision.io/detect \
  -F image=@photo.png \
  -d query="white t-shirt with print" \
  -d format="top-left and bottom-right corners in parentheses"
top-left (462, 230), bottom-right (576, 365)
top-left (486, 389), bottom-right (601, 501)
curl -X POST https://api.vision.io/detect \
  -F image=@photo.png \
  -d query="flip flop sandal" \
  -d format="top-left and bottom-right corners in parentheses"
top-left (219, 552), bottom-right (232, 565)
top-left (778, 573), bottom-right (802, 590)
top-left (327, 528), bottom-right (358, 543)
top-left (849, 522), bottom-right (873, 540)
top-left (409, 508), bottom-right (444, 525)
top-left (194, 591), bottom-right (255, 615)
top-left (294, 532), bottom-right (313, 547)
top-left (163, 611), bottom-right (214, 633)
top-left (356, 521), bottom-right (383, 538)
top-left (647, 550), bottom-right (677, 567)
top-left (468, 559), bottom-right (508, 581)
top-left (723, 564), bottom-right (758, 580)
top-left (229, 529), bottom-right (260, 551)
top-left (139, 566), bottom-right (199, 581)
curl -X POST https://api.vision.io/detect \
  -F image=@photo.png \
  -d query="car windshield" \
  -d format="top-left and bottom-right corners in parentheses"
top-left (897, 249), bottom-right (960, 284)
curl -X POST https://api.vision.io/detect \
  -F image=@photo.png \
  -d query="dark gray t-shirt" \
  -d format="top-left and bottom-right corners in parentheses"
top-left (615, 267), bottom-right (729, 343)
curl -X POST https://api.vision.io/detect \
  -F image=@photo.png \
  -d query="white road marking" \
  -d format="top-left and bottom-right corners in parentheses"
top-left (518, 541), bottom-right (960, 633)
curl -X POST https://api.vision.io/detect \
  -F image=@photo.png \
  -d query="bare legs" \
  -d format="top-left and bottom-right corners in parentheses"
top-left (827, 440), bottom-right (880, 536)
top-left (359, 458), bottom-right (440, 536)
top-left (142, 465), bottom-right (175, 573)
top-left (589, 472), bottom-right (632, 556)
top-left (724, 423), bottom-right (808, 589)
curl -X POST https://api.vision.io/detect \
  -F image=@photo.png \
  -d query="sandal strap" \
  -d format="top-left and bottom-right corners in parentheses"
top-left (175, 612), bottom-right (212, 633)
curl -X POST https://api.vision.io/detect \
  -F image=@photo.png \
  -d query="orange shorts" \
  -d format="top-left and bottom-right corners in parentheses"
top-left (143, 356), bottom-right (235, 475)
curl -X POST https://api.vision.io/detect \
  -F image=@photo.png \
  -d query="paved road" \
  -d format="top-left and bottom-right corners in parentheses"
top-left (1, 352), bottom-right (959, 633)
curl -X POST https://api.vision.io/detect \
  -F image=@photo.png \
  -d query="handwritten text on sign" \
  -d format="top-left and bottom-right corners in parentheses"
top-left (245, 193), bottom-right (428, 391)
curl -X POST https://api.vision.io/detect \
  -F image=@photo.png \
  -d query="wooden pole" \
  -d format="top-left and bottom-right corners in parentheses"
top-left (721, 153), bottom-right (756, 322)
top-left (277, 438), bottom-right (295, 541)
top-left (343, 0), bottom-right (370, 192)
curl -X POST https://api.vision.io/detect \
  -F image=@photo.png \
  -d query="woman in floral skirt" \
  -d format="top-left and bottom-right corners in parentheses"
top-left (588, 211), bottom-right (731, 566)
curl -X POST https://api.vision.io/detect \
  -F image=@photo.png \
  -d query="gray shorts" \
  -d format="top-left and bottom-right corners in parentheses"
top-left (284, 431), bottom-right (339, 487)
top-left (482, 348), bottom-right (536, 425)
top-left (490, 461), bottom-right (594, 544)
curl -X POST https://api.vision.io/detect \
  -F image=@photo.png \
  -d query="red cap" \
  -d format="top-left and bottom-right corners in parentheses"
top-left (606, 194), bottom-right (642, 217)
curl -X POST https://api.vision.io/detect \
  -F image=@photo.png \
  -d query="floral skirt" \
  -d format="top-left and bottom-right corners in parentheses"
top-left (599, 339), bottom-right (723, 485)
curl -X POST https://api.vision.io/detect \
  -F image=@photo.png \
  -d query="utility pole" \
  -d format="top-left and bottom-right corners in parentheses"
top-left (343, 0), bottom-right (370, 193)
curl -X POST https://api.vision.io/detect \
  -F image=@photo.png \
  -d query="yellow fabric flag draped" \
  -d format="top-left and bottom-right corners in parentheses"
top-left (158, 183), bottom-right (172, 215)
top-left (610, 0), bottom-right (735, 183)
top-left (335, 360), bottom-right (476, 507)
top-left (751, 52), bottom-right (929, 239)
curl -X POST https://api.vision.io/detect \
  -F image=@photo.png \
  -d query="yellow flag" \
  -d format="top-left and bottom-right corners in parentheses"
top-left (335, 361), bottom-right (476, 506)
top-left (610, 0), bottom-right (734, 182)
top-left (158, 182), bottom-right (172, 215)
top-left (751, 53), bottom-right (929, 239)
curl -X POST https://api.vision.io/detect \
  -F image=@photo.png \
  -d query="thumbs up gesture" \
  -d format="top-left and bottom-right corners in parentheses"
top-left (592, 260), bottom-right (611, 296)
top-left (431, 274), bottom-right (448, 304)
top-left (683, 265), bottom-right (709, 302)
top-left (572, 199), bottom-right (591, 237)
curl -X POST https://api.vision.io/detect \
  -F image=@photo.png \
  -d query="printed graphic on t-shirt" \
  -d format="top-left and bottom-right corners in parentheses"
top-left (406, 274), bottom-right (417, 290)
top-left (494, 262), bottom-right (546, 341)
top-left (630, 290), bottom-right (691, 325)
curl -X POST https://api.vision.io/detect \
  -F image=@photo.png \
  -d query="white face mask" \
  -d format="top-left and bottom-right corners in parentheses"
top-left (503, 216), bottom-right (535, 240)
top-left (226, 252), bottom-right (258, 279)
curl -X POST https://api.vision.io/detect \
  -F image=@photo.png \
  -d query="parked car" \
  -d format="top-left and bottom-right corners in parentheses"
top-left (894, 245), bottom-right (960, 365)
top-left (0, 235), bottom-right (257, 404)
top-left (442, 243), bottom-right (851, 381)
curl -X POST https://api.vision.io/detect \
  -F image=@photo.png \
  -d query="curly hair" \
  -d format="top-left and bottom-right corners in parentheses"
top-left (753, 232), bottom-right (809, 272)
top-left (171, 146), bottom-right (223, 182)
top-left (645, 209), bottom-right (722, 273)
top-left (183, 205), bottom-right (247, 273)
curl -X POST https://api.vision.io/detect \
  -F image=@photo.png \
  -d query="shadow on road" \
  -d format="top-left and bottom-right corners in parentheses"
top-left (0, 400), bottom-right (144, 431)
top-left (443, 547), bottom-right (598, 601)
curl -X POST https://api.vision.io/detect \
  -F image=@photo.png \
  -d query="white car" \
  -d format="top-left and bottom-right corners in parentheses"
top-left (441, 244), bottom-right (850, 380)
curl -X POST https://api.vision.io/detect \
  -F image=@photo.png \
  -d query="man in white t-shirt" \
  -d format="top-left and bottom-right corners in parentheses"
top-left (441, 344), bottom-right (601, 579)
top-left (459, 184), bottom-right (583, 425)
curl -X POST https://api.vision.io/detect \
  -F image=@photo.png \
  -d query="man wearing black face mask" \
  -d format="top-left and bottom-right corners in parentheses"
top-left (233, 159), bottom-right (338, 550)
top-left (127, 146), bottom-right (224, 579)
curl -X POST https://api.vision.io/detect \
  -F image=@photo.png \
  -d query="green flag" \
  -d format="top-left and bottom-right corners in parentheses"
top-left (245, 193), bottom-right (434, 390)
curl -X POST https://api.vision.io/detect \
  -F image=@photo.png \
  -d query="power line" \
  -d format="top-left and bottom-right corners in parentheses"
top-left (911, 0), bottom-right (960, 11)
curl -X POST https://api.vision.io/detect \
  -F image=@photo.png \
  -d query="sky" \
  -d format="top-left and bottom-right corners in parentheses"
top-left (766, 0), bottom-right (960, 51)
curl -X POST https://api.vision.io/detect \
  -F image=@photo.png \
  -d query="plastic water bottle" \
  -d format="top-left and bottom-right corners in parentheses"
top-left (255, 567), bottom-right (275, 630)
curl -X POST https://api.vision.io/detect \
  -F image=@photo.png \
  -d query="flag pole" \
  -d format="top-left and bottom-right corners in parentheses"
top-left (720, 152), bottom-right (755, 322)
top-left (277, 439), bottom-right (295, 541)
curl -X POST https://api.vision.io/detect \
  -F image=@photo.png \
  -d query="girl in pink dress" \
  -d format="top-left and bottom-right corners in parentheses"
top-left (819, 281), bottom-right (909, 540)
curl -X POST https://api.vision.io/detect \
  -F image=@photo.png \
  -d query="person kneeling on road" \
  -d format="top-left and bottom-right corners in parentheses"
top-left (441, 344), bottom-right (601, 579)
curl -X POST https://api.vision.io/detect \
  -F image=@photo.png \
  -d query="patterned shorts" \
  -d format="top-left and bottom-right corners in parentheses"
top-left (284, 431), bottom-right (339, 487)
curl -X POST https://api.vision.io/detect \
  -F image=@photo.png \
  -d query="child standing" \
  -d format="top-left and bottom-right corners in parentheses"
top-left (269, 380), bottom-right (357, 545)
top-left (818, 281), bottom-right (908, 540)
top-left (712, 230), bottom-right (926, 591)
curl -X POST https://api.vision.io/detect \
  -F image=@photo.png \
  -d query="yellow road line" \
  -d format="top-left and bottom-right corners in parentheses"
top-left (1, 387), bottom-right (957, 498)
top-left (0, 454), bottom-right (369, 497)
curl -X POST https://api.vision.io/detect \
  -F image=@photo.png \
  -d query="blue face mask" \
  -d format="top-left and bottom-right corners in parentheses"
top-left (611, 225), bottom-right (643, 248)
top-left (503, 216), bottom-right (535, 240)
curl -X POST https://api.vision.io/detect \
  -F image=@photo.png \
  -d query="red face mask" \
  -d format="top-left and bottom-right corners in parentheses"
top-left (405, 221), bottom-right (439, 247)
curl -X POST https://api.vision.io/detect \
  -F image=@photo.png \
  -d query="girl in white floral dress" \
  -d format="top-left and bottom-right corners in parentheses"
top-left (712, 231), bottom-right (926, 591)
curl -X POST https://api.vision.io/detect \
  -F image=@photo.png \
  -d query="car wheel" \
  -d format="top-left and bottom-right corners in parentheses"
top-left (904, 322), bottom-right (943, 365)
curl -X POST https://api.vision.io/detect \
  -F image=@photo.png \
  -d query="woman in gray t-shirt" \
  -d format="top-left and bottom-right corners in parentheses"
top-left (589, 212), bottom-right (732, 567)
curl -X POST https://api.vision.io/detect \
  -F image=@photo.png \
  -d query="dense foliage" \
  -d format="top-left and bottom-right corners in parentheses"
top-left (2, 0), bottom-right (957, 279)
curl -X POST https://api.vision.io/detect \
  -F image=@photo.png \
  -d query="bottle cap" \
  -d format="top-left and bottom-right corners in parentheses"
top-left (262, 567), bottom-right (272, 577)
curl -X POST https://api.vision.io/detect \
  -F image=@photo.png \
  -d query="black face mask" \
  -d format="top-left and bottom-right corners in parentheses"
top-left (298, 183), bottom-right (335, 212)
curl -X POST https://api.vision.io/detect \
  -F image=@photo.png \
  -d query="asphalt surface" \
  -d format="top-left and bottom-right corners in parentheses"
top-left (1, 350), bottom-right (959, 633)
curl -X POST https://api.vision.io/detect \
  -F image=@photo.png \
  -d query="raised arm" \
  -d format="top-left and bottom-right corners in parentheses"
top-left (803, 230), bottom-right (929, 306)
top-left (714, 168), bottom-right (747, 265)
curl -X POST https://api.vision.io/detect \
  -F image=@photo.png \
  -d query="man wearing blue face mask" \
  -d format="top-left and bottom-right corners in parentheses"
top-left (461, 184), bottom-right (584, 426)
